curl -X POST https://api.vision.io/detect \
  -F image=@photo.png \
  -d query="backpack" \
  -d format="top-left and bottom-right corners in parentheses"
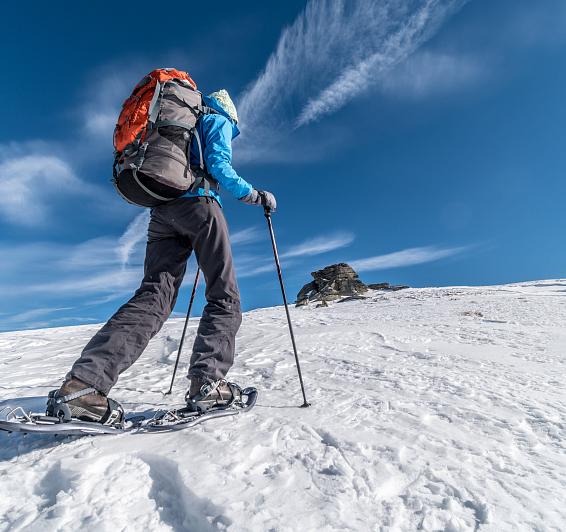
top-left (112, 68), bottom-right (218, 207)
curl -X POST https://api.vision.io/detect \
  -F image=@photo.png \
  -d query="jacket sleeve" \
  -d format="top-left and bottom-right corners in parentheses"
top-left (203, 115), bottom-right (253, 199)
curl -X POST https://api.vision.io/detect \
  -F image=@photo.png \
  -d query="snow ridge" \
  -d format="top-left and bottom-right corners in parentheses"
top-left (1, 280), bottom-right (565, 531)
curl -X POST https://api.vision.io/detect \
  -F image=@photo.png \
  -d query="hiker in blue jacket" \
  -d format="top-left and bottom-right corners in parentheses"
top-left (51, 90), bottom-right (276, 425)
top-left (185, 92), bottom-right (254, 202)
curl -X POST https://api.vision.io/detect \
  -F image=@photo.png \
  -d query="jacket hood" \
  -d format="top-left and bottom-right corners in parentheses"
top-left (203, 94), bottom-right (240, 139)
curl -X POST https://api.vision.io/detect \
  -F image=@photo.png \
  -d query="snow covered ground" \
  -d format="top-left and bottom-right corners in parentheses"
top-left (0, 280), bottom-right (565, 531)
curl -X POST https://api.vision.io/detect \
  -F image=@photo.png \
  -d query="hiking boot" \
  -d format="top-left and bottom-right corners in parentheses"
top-left (185, 377), bottom-right (242, 413)
top-left (46, 377), bottom-right (124, 427)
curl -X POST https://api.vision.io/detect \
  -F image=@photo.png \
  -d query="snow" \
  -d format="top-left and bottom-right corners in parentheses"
top-left (1, 280), bottom-right (565, 531)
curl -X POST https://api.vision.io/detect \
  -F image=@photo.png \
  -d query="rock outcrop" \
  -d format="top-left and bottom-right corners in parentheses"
top-left (296, 263), bottom-right (368, 306)
top-left (296, 264), bottom-right (410, 306)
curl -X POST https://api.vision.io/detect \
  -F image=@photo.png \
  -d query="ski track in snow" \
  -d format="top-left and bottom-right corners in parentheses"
top-left (0, 280), bottom-right (565, 531)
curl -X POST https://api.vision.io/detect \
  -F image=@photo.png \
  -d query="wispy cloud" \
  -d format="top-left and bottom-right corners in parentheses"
top-left (0, 64), bottom-right (151, 229)
top-left (4, 223), bottom-right (350, 305)
top-left (1, 219), bottom-right (271, 308)
top-left (238, 263), bottom-right (277, 279)
top-left (281, 232), bottom-right (354, 259)
top-left (78, 66), bottom-right (144, 143)
top-left (79, 75), bottom-right (122, 140)
top-left (23, 269), bottom-right (141, 298)
top-left (117, 211), bottom-right (150, 267)
top-left (0, 212), bottom-right (149, 303)
top-left (230, 226), bottom-right (263, 245)
top-left (54, 212), bottom-right (148, 276)
top-left (0, 138), bottom-right (122, 228)
top-left (0, 314), bottom-right (99, 332)
top-left (0, 151), bottom-right (83, 226)
top-left (2, 307), bottom-right (72, 325)
top-left (0, 305), bottom-right (97, 332)
top-left (84, 111), bottom-right (117, 139)
top-left (350, 245), bottom-right (469, 272)
top-left (295, 1), bottom-right (468, 127)
top-left (234, 231), bottom-right (354, 278)
top-left (380, 51), bottom-right (485, 98)
top-left (237, 0), bottom-right (468, 160)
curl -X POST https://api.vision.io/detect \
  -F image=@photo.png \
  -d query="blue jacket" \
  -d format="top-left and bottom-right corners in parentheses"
top-left (182, 95), bottom-right (253, 205)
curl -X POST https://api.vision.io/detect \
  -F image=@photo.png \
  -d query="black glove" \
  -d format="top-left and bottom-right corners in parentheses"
top-left (239, 189), bottom-right (277, 211)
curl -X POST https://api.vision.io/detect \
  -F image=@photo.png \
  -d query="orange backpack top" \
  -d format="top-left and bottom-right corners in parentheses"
top-left (113, 68), bottom-right (197, 153)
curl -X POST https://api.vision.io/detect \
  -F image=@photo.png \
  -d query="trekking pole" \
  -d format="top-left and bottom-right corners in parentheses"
top-left (263, 207), bottom-right (311, 408)
top-left (164, 267), bottom-right (201, 395)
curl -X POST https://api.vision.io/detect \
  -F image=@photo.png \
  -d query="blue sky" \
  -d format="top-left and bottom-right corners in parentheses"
top-left (1, 0), bottom-right (565, 331)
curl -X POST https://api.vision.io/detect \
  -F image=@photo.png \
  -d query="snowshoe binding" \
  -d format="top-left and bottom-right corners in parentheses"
top-left (184, 378), bottom-right (243, 413)
top-left (46, 377), bottom-right (124, 428)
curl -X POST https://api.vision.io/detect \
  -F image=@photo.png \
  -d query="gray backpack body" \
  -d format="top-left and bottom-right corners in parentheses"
top-left (113, 69), bottom-right (217, 207)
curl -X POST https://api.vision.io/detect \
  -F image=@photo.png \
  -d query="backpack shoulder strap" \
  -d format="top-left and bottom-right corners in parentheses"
top-left (202, 106), bottom-right (219, 116)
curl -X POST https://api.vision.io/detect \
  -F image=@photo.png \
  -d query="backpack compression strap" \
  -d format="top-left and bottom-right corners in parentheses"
top-left (188, 126), bottom-right (219, 194)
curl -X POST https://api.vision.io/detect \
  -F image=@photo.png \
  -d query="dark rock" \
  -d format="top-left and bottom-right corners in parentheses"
top-left (462, 310), bottom-right (484, 318)
top-left (296, 263), bottom-right (368, 306)
top-left (337, 295), bottom-right (368, 303)
top-left (368, 283), bottom-right (409, 292)
top-left (368, 283), bottom-right (391, 290)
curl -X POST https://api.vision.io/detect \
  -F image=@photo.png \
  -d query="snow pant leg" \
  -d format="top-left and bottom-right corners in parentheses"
top-left (184, 200), bottom-right (241, 382)
top-left (69, 211), bottom-right (191, 395)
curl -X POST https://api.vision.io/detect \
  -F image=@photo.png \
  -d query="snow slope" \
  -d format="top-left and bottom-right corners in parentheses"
top-left (0, 280), bottom-right (565, 531)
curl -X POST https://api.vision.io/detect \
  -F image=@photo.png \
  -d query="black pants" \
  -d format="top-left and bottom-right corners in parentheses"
top-left (69, 197), bottom-right (242, 395)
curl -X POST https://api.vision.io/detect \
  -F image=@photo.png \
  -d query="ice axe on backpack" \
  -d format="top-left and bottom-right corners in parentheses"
top-left (263, 206), bottom-right (311, 408)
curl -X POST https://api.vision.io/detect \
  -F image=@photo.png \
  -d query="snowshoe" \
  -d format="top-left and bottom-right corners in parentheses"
top-left (147, 385), bottom-right (258, 432)
top-left (46, 377), bottom-right (124, 428)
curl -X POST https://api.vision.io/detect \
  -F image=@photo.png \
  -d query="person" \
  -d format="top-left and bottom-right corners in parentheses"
top-left (47, 89), bottom-right (276, 426)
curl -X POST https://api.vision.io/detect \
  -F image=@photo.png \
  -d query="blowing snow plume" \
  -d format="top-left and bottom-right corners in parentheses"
top-left (237, 0), bottom-right (468, 162)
